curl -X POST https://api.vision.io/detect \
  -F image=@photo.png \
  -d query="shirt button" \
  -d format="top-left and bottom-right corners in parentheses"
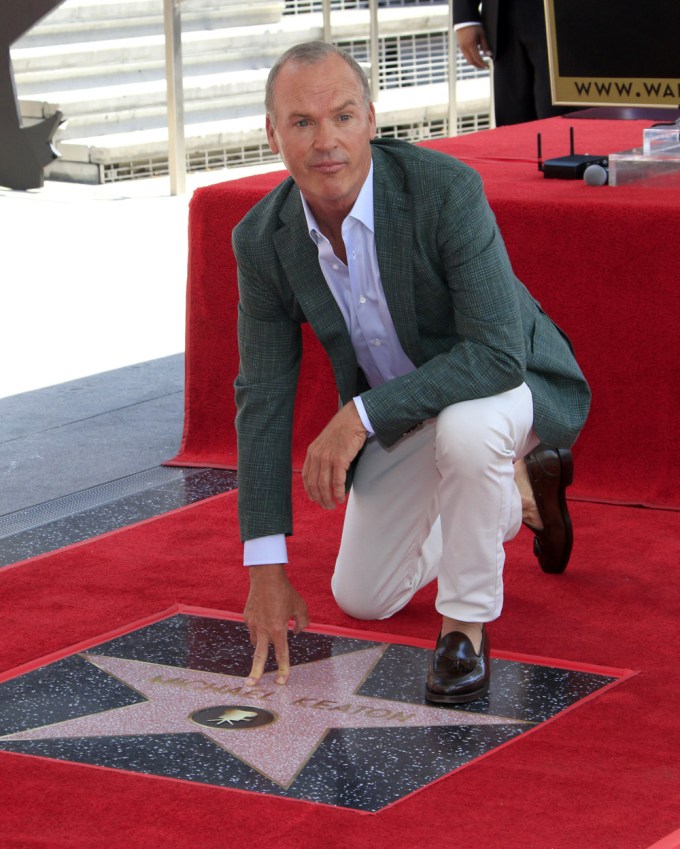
top-left (331, 264), bottom-right (339, 271)
top-left (373, 339), bottom-right (381, 347)
top-left (359, 296), bottom-right (366, 304)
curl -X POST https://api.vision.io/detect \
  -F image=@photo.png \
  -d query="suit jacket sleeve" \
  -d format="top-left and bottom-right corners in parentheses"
top-left (233, 225), bottom-right (302, 542)
top-left (453, 0), bottom-right (483, 25)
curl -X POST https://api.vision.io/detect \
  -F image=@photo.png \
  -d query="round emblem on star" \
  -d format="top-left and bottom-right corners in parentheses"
top-left (189, 705), bottom-right (277, 730)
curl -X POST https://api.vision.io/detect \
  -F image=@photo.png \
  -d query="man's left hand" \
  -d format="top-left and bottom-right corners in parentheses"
top-left (302, 401), bottom-right (367, 509)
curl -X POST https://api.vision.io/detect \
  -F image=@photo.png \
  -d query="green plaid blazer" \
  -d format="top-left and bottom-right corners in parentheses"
top-left (233, 139), bottom-right (590, 541)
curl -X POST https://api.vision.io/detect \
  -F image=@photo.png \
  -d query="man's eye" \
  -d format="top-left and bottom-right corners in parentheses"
top-left (338, 114), bottom-right (351, 122)
top-left (295, 119), bottom-right (310, 128)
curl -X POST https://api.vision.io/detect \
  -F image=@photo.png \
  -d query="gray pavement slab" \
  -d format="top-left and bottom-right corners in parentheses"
top-left (0, 355), bottom-right (184, 514)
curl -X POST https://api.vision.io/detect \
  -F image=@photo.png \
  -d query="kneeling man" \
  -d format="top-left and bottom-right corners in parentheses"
top-left (233, 41), bottom-right (590, 703)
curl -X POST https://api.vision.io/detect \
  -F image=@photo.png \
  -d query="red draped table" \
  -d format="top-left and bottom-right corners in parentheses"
top-left (169, 117), bottom-right (680, 510)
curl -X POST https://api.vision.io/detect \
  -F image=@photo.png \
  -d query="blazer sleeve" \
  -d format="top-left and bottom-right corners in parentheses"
top-left (233, 228), bottom-right (302, 543)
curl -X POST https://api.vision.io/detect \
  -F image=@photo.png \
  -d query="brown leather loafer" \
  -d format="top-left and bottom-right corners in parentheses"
top-left (524, 445), bottom-right (574, 574)
top-left (425, 627), bottom-right (490, 704)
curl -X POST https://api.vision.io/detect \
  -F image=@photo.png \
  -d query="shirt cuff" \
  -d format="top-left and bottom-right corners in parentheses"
top-left (244, 534), bottom-right (288, 566)
top-left (353, 395), bottom-right (375, 436)
top-left (454, 21), bottom-right (481, 30)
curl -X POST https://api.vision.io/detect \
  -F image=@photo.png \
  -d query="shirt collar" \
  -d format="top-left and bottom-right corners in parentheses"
top-left (301, 160), bottom-right (374, 239)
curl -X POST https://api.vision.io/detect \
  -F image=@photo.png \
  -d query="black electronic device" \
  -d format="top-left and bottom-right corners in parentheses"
top-left (537, 127), bottom-right (608, 179)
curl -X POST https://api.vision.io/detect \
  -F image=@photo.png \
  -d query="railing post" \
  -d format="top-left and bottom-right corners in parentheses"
top-left (322, 0), bottom-right (332, 43)
top-left (368, 0), bottom-right (379, 100)
top-left (164, 0), bottom-right (186, 195)
top-left (488, 59), bottom-right (496, 128)
top-left (447, 0), bottom-right (458, 137)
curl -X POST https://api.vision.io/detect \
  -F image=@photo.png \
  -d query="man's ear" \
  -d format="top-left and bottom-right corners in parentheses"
top-left (266, 115), bottom-right (279, 154)
top-left (368, 103), bottom-right (377, 140)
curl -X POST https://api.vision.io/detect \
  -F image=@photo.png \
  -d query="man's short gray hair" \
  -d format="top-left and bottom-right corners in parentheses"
top-left (265, 41), bottom-right (372, 121)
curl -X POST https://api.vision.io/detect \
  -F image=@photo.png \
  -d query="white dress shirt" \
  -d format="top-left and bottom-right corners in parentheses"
top-left (243, 163), bottom-right (415, 566)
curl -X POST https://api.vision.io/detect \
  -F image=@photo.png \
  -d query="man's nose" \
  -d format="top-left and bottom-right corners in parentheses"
top-left (313, 120), bottom-right (337, 150)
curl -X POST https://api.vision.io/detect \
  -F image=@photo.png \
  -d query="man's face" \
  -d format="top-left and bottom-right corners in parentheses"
top-left (266, 53), bottom-right (377, 220)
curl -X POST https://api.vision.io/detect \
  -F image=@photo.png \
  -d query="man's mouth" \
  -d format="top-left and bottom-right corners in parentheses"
top-left (311, 160), bottom-right (345, 174)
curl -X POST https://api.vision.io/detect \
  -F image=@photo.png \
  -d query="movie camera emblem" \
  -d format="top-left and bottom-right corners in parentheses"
top-left (190, 705), bottom-right (277, 730)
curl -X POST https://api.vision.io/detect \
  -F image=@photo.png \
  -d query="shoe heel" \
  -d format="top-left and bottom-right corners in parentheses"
top-left (557, 448), bottom-right (574, 487)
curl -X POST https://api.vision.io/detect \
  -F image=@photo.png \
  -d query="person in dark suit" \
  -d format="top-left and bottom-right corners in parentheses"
top-left (233, 41), bottom-right (590, 703)
top-left (454, 0), bottom-right (572, 125)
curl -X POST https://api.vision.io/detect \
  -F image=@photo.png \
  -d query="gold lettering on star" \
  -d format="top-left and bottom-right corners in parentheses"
top-left (292, 697), bottom-right (415, 722)
top-left (150, 675), bottom-right (275, 700)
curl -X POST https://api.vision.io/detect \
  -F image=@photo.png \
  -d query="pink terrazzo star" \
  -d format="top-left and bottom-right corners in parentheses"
top-left (2, 646), bottom-right (525, 788)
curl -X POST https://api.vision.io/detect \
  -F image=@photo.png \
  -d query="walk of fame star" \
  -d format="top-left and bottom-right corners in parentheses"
top-left (0, 612), bottom-right (624, 812)
top-left (1, 647), bottom-right (527, 789)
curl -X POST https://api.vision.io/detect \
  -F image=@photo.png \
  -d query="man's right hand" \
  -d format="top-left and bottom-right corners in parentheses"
top-left (456, 24), bottom-right (491, 69)
top-left (243, 563), bottom-right (309, 687)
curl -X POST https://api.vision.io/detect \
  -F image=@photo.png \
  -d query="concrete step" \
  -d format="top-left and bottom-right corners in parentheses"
top-left (17, 0), bottom-right (286, 46)
top-left (13, 7), bottom-right (448, 83)
top-left (15, 6), bottom-right (452, 140)
top-left (12, 19), bottom-right (293, 85)
top-left (24, 75), bottom-right (490, 166)
top-left (44, 81), bottom-right (490, 183)
top-left (12, 25), bottom-right (311, 98)
top-left (20, 69), bottom-right (270, 138)
top-left (22, 68), bottom-right (486, 149)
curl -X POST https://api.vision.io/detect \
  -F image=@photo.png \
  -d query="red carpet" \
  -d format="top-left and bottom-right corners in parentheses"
top-left (1, 479), bottom-right (679, 849)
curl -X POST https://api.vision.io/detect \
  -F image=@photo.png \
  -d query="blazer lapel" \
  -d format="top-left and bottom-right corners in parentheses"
top-left (272, 188), bottom-right (359, 399)
top-left (372, 152), bottom-right (423, 366)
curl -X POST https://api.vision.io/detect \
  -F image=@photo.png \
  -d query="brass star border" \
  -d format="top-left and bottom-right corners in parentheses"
top-left (0, 606), bottom-right (634, 813)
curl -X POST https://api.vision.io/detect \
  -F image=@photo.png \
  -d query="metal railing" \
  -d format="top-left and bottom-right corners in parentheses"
top-left (162, 0), bottom-right (482, 195)
top-left (164, 0), bottom-right (186, 195)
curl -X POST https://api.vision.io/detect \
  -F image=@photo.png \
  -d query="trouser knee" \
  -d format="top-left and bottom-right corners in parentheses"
top-left (331, 573), bottom-right (385, 620)
top-left (435, 403), bottom-right (508, 478)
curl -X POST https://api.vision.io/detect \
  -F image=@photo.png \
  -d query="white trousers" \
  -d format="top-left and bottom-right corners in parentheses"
top-left (331, 383), bottom-right (539, 624)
